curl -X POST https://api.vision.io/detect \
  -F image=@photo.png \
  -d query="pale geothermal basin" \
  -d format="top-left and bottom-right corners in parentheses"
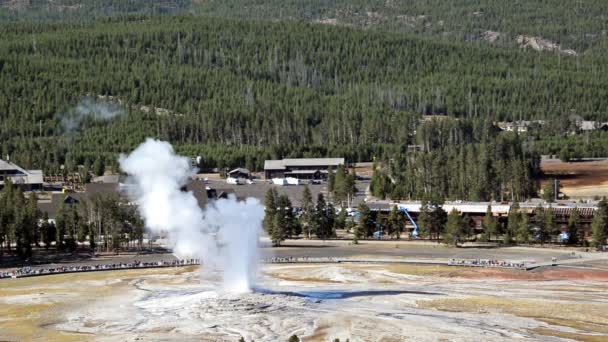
top-left (1, 264), bottom-right (608, 341)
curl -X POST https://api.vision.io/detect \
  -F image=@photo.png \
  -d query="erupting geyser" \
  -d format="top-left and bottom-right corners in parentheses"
top-left (119, 139), bottom-right (264, 292)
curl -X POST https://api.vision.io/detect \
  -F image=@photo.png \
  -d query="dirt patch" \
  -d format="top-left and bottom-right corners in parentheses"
top-left (540, 268), bottom-right (608, 281)
top-left (541, 159), bottom-right (608, 198)
top-left (304, 322), bottom-right (329, 342)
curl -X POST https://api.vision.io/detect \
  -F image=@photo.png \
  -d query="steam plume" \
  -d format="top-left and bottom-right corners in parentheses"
top-left (119, 139), bottom-right (263, 292)
top-left (62, 97), bottom-right (125, 132)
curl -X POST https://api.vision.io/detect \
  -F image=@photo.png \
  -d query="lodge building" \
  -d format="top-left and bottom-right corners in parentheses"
top-left (264, 158), bottom-right (345, 180)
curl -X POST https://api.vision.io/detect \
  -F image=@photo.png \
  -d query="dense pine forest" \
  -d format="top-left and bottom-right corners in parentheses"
top-left (2, 1), bottom-right (608, 257)
top-left (196, 0), bottom-right (608, 52)
top-left (1, 1), bottom-right (608, 197)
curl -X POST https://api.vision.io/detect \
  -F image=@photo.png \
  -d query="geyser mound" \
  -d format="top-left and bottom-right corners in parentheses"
top-left (119, 138), bottom-right (264, 292)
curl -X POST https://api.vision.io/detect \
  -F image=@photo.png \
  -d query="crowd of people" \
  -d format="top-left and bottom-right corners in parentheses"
top-left (0, 259), bottom-right (200, 279)
top-left (261, 257), bottom-right (340, 263)
top-left (448, 258), bottom-right (527, 269)
top-left (1, 256), bottom-right (534, 279)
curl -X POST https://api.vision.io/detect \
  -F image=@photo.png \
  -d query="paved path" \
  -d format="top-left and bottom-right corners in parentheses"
top-left (525, 253), bottom-right (608, 270)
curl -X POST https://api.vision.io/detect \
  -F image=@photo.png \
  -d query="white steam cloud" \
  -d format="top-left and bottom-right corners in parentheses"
top-left (63, 97), bottom-right (125, 132)
top-left (119, 139), bottom-right (264, 292)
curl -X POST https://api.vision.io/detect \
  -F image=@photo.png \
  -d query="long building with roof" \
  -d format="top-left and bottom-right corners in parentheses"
top-left (264, 158), bottom-right (345, 180)
top-left (368, 200), bottom-right (598, 240)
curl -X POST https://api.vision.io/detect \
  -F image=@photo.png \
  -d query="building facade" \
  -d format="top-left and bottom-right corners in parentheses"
top-left (264, 158), bottom-right (345, 180)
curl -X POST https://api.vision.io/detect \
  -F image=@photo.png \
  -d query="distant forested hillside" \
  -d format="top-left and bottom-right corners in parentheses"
top-left (0, 14), bottom-right (607, 175)
top-left (1, 2), bottom-right (608, 201)
top-left (195, 0), bottom-right (608, 54)
top-left (0, 0), bottom-right (192, 20)
top-left (3, 1), bottom-right (607, 54)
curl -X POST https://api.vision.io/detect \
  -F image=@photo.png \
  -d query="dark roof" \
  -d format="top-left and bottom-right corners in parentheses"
top-left (38, 192), bottom-right (88, 220)
top-left (264, 158), bottom-right (345, 170)
top-left (85, 183), bottom-right (121, 197)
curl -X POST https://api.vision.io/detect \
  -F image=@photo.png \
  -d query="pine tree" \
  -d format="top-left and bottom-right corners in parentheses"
top-left (538, 206), bottom-right (557, 244)
top-left (567, 208), bottom-right (581, 245)
top-left (271, 210), bottom-right (285, 246)
top-left (300, 185), bottom-right (314, 239)
top-left (326, 202), bottom-right (336, 238)
top-left (335, 207), bottom-right (347, 232)
top-left (418, 201), bottom-right (432, 239)
top-left (344, 170), bottom-right (356, 208)
top-left (516, 214), bottom-right (530, 244)
top-left (356, 202), bottom-right (373, 239)
top-left (327, 166), bottom-right (336, 201)
top-left (591, 212), bottom-right (607, 248)
top-left (444, 208), bottom-right (465, 246)
top-left (263, 189), bottom-right (277, 236)
top-left (93, 157), bottom-right (105, 177)
top-left (430, 204), bottom-right (447, 242)
top-left (481, 205), bottom-right (496, 242)
top-left (277, 194), bottom-right (295, 238)
top-left (542, 180), bottom-right (556, 203)
top-left (505, 202), bottom-right (520, 245)
top-left (55, 201), bottom-right (67, 251)
top-left (388, 205), bottom-right (404, 239)
top-left (40, 211), bottom-right (53, 249)
top-left (315, 193), bottom-right (329, 239)
top-left (332, 165), bottom-right (347, 205)
top-left (591, 198), bottom-right (608, 248)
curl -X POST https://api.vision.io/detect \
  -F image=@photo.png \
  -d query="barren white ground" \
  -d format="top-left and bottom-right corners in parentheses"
top-left (2, 263), bottom-right (608, 341)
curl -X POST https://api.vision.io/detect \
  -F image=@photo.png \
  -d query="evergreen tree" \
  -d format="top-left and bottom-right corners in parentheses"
top-left (505, 202), bottom-right (520, 245)
top-left (300, 185), bottom-right (314, 239)
top-left (444, 208), bottom-right (465, 246)
top-left (481, 205), bottom-right (497, 242)
top-left (537, 206), bottom-right (557, 244)
top-left (263, 189), bottom-right (277, 235)
top-left (567, 208), bottom-right (581, 245)
top-left (315, 193), bottom-right (329, 239)
top-left (591, 198), bottom-right (608, 248)
top-left (55, 201), bottom-right (67, 251)
top-left (326, 202), bottom-right (336, 238)
top-left (277, 194), bottom-right (295, 238)
top-left (356, 202), bottom-right (374, 239)
top-left (271, 210), bottom-right (285, 246)
top-left (93, 157), bottom-right (105, 177)
top-left (542, 180), bottom-right (557, 203)
top-left (344, 170), bottom-right (357, 208)
top-left (430, 204), bottom-right (447, 242)
top-left (40, 211), bottom-right (53, 249)
top-left (335, 207), bottom-right (347, 232)
top-left (418, 201), bottom-right (432, 239)
top-left (327, 166), bottom-right (336, 201)
top-left (332, 165), bottom-right (347, 205)
top-left (387, 205), bottom-right (404, 239)
top-left (516, 214), bottom-right (530, 244)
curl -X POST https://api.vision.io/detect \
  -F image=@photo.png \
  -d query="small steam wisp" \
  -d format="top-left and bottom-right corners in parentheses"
top-left (119, 139), bottom-right (263, 292)
top-left (63, 97), bottom-right (125, 132)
